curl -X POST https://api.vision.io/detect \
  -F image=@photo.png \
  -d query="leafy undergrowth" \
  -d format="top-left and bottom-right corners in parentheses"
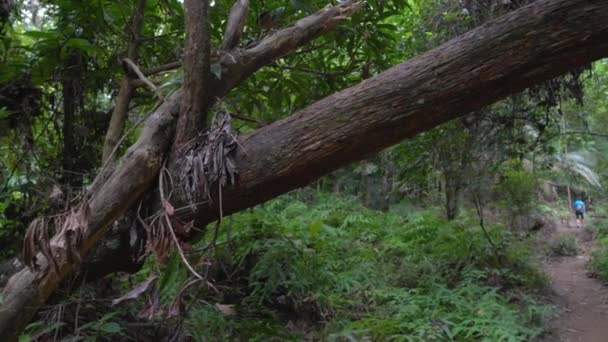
top-left (588, 214), bottom-right (608, 282)
top-left (22, 194), bottom-right (551, 341)
top-left (548, 234), bottom-right (579, 257)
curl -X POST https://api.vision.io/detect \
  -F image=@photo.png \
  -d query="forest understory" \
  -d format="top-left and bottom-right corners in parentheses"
top-left (11, 192), bottom-right (608, 341)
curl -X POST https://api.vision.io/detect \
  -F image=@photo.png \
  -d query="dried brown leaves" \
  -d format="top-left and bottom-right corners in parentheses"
top-left (112, 273), bottom-right (158, 306)
top-left (140, 169), bottom-right (195, 264)
top-left (131, 111), bottom-right (239, 320)
top-left (179, 111), bottom-right (239, 207)
top-left (23, 199), bottom-right (91, 274)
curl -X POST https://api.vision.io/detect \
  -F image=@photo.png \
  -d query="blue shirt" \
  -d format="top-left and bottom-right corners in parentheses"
top-left (574, 200), bottom-right (585, 212)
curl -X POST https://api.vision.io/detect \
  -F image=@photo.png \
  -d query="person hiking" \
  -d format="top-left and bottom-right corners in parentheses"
top-left (573, 199), bottom-right (586, 228)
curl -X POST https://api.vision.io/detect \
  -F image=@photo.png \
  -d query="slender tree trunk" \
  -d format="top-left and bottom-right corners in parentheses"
top-left (61, 52), bottom-right (86, 186)
top-left (562, 116), bottom-right (573, 225)
top-left (359, 160), bottom-right (372, 207)
top-left (445, 173), bottom-right (461, 220)
top-left (380, 151), bottom-right (394, 212)
top-left (359, 64), bottom-right (373, 207)
top-left (330, 170), bottom-right (342, 193)
top-left (61, 73), bottom-right (75, 182)
top-left (101, 0), bottom-right (147, 163)
top-left (2, 1), bottom-right (608, 340)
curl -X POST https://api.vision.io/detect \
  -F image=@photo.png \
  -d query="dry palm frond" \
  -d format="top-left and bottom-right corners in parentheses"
top-left (179, 110), bottom-right (239, 208)
top-left (22, 195), bottom-right (91, 275)
top-left (142, 110), bottom-right (239, 287)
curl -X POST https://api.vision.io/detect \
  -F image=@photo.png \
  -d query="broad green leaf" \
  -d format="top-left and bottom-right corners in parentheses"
top-left (309, 220), bottom-right (323, 238)
top-left (210, 63), bottom-right (222, 80)
top-left (22, 31), bottom-right (61, 40)
top-left (64, 38), bottom-right (100, 56)
top-left (95, 322), bottom-right (121, 334)
top-left (18, 335), bottom-right (31, 342)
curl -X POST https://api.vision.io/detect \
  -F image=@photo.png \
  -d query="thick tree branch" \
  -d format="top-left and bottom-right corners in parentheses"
top-left (215, 0), bottom-right (366, 95)
top-left (222, 0), bottom-right (249, 50)
top-left (2, 1), bottom-right (605, 340)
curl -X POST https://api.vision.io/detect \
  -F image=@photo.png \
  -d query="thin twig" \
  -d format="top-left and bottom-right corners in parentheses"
top-left (472, 192), bottom-right (500, 261)
top-left (73, 270), bottom-right (87, 337)
top-left (230, 112), bottom-right (266, 126)
top-left (53, 304), bottom-right (63, 342)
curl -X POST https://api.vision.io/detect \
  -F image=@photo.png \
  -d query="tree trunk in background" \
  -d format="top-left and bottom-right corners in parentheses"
top-left (380, 152), bottom-right (394, 212)
top-left (562, 116), bottom-right (573, 223)
top-left (61, 75), bottom-right (75, 181)
top-left (61, 53), bottom-right (83, 186)
top-left (359, 64), bottom-right (373, 208)
top-left (359, 160), bottom-right (373, 208)
top-left (3, 1), bottom-right (608, 340)
top-left (359, 160), bottom-right (368, 206)
top-left (0, 0), bottom-right (12, 24)
top-left (444, 173), bottom-right (461, 220)
top-left (330, 170), bottom-right (343, 193)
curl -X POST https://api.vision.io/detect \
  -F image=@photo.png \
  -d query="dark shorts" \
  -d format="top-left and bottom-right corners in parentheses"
top-left (576, 210), bottom-right (584, 220)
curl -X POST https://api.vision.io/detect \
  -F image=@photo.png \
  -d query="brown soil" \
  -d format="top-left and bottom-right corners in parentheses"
top-left (543, 222), bottom-right (608, 342)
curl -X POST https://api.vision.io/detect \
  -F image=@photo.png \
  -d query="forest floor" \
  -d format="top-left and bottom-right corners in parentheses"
top-left (543, 221), bottom-right (608, 342)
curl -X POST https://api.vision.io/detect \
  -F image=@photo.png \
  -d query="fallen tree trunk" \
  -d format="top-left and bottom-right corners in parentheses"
top-left (177, 0), bottom-right (608, 225)
top-left (1, 0), bottom-right (608, 340)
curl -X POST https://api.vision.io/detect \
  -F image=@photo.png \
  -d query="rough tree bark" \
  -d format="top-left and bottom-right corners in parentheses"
top-left (2, 0), bottom-right (608, 340)
top-left (175, 0), bottom-right (211, 146)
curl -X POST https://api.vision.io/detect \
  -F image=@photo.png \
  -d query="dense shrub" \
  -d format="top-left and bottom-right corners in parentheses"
top-left (589, 236), bottom-right (608, 282)
top-left (549, 234), bottom-right (579, 256)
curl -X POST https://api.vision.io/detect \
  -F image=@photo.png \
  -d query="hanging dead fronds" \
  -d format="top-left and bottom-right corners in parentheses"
top-left (23, 217), bottom-right (56, 273)
top-left (142, 165), bottom-right (201, 280)
top-left (22, 197), bottom-right (91, 275)
top-left (179, 110), bottom-right (239, 208)
top-left (140, 110), bottom-right (239, 288)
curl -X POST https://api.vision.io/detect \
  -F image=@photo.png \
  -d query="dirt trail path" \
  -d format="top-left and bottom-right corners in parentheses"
top-left (543, 222), bottom-right (608, 342)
